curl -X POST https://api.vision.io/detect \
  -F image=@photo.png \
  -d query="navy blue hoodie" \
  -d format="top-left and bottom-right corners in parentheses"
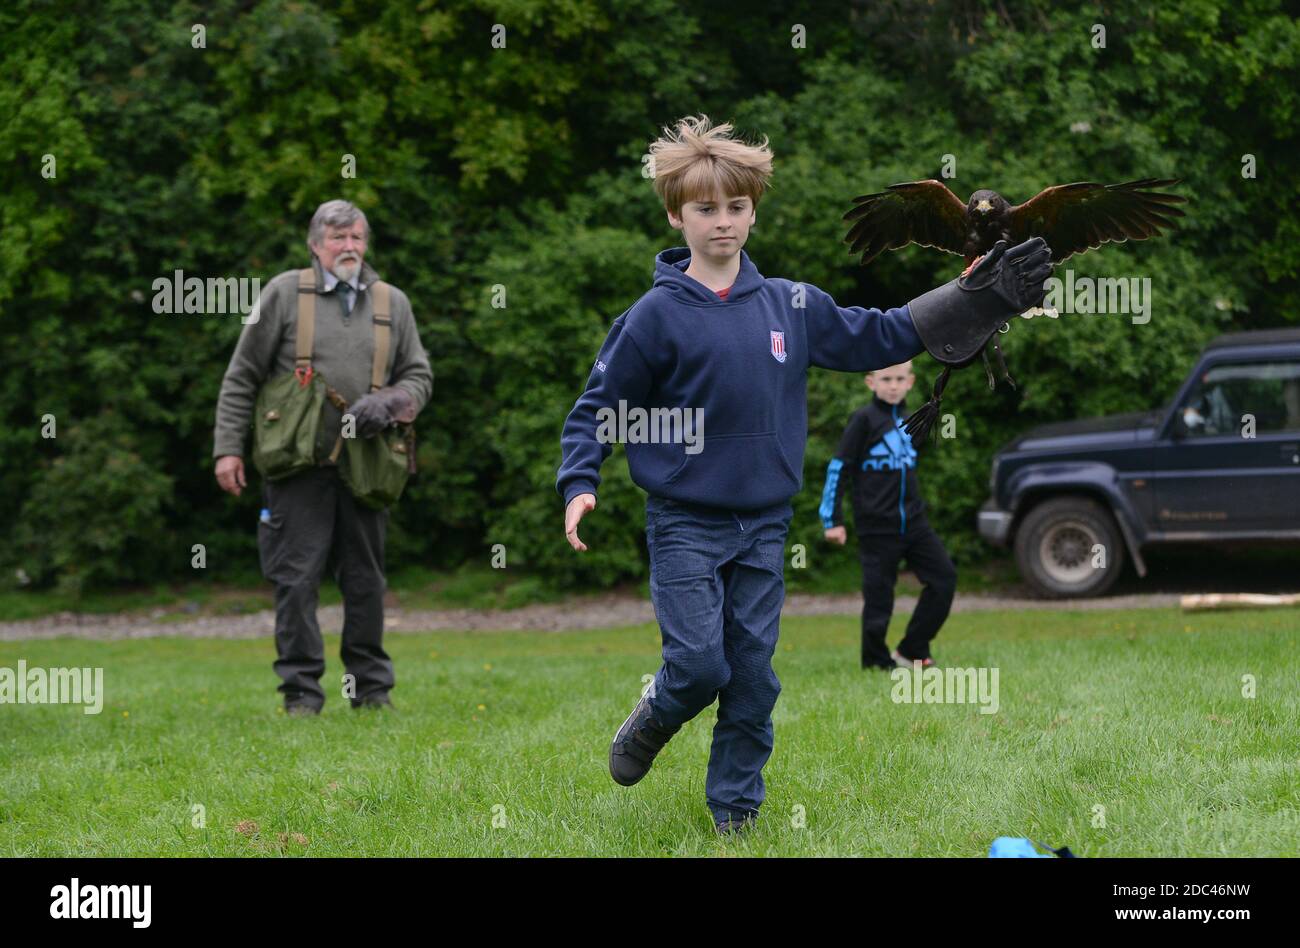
top-left (556, 247), bottom-right (924, 511)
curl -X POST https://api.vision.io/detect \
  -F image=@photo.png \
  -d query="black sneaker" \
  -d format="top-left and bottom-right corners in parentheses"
top-left (285, 701), bottom-right (321, 717)
top-left (714, 813), bottom-right (758, 836)
top-left (351, 694), bottom-right (393, 710)
top-left (609, 690), bottom-right (679, 787)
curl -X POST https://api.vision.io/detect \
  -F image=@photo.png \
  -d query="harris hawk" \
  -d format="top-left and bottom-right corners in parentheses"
top-left (844, 177), bottom-right (1187, 268)
top-left (841, 178), bottom-right (1187, 437)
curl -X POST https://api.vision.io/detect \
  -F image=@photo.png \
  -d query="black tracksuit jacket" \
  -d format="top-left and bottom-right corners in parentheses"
top-left (819, 395), bottom-right (929, 536)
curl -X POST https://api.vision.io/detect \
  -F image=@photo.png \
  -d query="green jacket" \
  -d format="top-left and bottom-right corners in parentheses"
top-left (213, 255), bottom-right (433, 464)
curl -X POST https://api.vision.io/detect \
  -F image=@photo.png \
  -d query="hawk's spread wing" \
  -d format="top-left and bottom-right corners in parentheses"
top-left (843, 180), bottom-right (968, 266)
top-left (1009, 178), bottom-right (1187, 263)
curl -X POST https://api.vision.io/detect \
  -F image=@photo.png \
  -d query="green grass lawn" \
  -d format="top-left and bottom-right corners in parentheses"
top-left (1, 606), bottom-right (1296, 856)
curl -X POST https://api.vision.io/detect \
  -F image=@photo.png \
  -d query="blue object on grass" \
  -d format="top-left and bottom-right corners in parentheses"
top-left (989, 837), bottom-right (1054, 858)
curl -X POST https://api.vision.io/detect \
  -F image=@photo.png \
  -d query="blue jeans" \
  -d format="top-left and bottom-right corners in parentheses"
top-left (643, 494), bottom-right (793, 824)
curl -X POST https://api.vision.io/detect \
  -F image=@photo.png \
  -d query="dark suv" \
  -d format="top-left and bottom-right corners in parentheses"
top-left (979, 327), bottom-right (1300, 598)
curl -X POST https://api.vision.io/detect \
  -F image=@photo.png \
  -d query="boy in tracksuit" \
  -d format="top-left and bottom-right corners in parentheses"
top-left (820, 362), bottom-right (957, 671)
top-left (556, 115), bottom-right (1052, 834)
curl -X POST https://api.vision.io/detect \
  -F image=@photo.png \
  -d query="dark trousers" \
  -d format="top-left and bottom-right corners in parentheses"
top-left (857, 515), bottom-right (956, 667)
top-left (257, 465), bottom-right (393, 709)
top-left (643, 495), bottom-right (793, 825)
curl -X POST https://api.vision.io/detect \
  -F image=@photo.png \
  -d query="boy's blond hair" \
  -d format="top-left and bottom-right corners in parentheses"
top-left (649, 115), bottom-right (773, 216)
top-left (866, 361), bottom-right (915, 378)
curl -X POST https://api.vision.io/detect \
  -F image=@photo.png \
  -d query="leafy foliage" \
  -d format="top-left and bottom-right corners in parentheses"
top-left (2, 0), bottom-right (1296, 593)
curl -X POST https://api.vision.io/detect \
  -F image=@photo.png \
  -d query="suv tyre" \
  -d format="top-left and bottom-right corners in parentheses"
top-left (1014, 496), bottom-right (1126, 598)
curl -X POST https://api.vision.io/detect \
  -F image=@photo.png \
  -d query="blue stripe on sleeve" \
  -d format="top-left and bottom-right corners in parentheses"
top-left (819, 458), bottom-right (844, 529)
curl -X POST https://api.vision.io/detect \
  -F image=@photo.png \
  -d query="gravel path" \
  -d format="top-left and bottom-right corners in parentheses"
top-left (0, 590), bottom-right (1185, 642)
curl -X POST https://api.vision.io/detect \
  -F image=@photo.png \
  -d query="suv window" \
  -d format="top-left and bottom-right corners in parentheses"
top-left (1179, 360), bottom-right (1300, 437)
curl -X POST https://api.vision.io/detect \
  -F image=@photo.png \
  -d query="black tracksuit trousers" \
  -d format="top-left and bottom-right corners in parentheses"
top-left (257, 465), bottom-right (394, 709)
top-left (857, 514), bottom-right (957, 668)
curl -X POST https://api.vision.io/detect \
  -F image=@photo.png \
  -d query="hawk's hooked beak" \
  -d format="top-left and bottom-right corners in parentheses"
top-left (976, 200), bottom-right (992, 213)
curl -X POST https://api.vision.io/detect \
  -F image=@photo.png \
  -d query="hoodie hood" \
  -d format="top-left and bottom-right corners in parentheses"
top-left (652, 247), bottom-right (766, 305)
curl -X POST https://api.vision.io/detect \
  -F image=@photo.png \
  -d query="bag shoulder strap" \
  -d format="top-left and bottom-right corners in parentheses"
top-left (369, 280), bottom-right (391, 393)
top-left (299, 270), bottom-right (390, 389)
top-left (330, 280), bottom-right (400, 466)
top-left (296, 268), bottom-right (316, 368)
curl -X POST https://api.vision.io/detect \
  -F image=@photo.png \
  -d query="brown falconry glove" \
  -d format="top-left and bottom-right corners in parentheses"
top-left (347, 386), bottom-right (417, 438)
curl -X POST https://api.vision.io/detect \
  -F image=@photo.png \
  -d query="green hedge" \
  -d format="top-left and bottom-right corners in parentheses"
top-left (2, 0), bottom-right (1296, 595)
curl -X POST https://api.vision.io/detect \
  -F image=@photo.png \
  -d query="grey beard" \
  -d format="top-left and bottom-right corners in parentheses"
top-left (332, 259), bottom-right (361, 281)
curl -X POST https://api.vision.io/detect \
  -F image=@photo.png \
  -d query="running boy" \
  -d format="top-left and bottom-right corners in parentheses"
top-left (820, 362), bottom-right (957, 671)
top-left (556, 115), bottom-right (1052, 834)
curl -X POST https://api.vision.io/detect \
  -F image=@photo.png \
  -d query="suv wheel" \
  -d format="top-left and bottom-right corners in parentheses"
top-left (1014, 496), bottom-right (1125, 598)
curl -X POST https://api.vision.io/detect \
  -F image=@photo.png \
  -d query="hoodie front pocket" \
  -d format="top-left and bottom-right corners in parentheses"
top-left (662, 431), bottom-right (799, 495)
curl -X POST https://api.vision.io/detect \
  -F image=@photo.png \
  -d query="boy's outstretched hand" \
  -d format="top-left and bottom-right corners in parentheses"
top-left (565, 493), bottom-right (597, 551)
top-left (824, 526), bottom-right (847, 545)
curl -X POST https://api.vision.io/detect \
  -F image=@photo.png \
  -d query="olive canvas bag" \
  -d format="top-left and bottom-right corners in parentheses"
top-left (252, 269), bottom-right (415, 507)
